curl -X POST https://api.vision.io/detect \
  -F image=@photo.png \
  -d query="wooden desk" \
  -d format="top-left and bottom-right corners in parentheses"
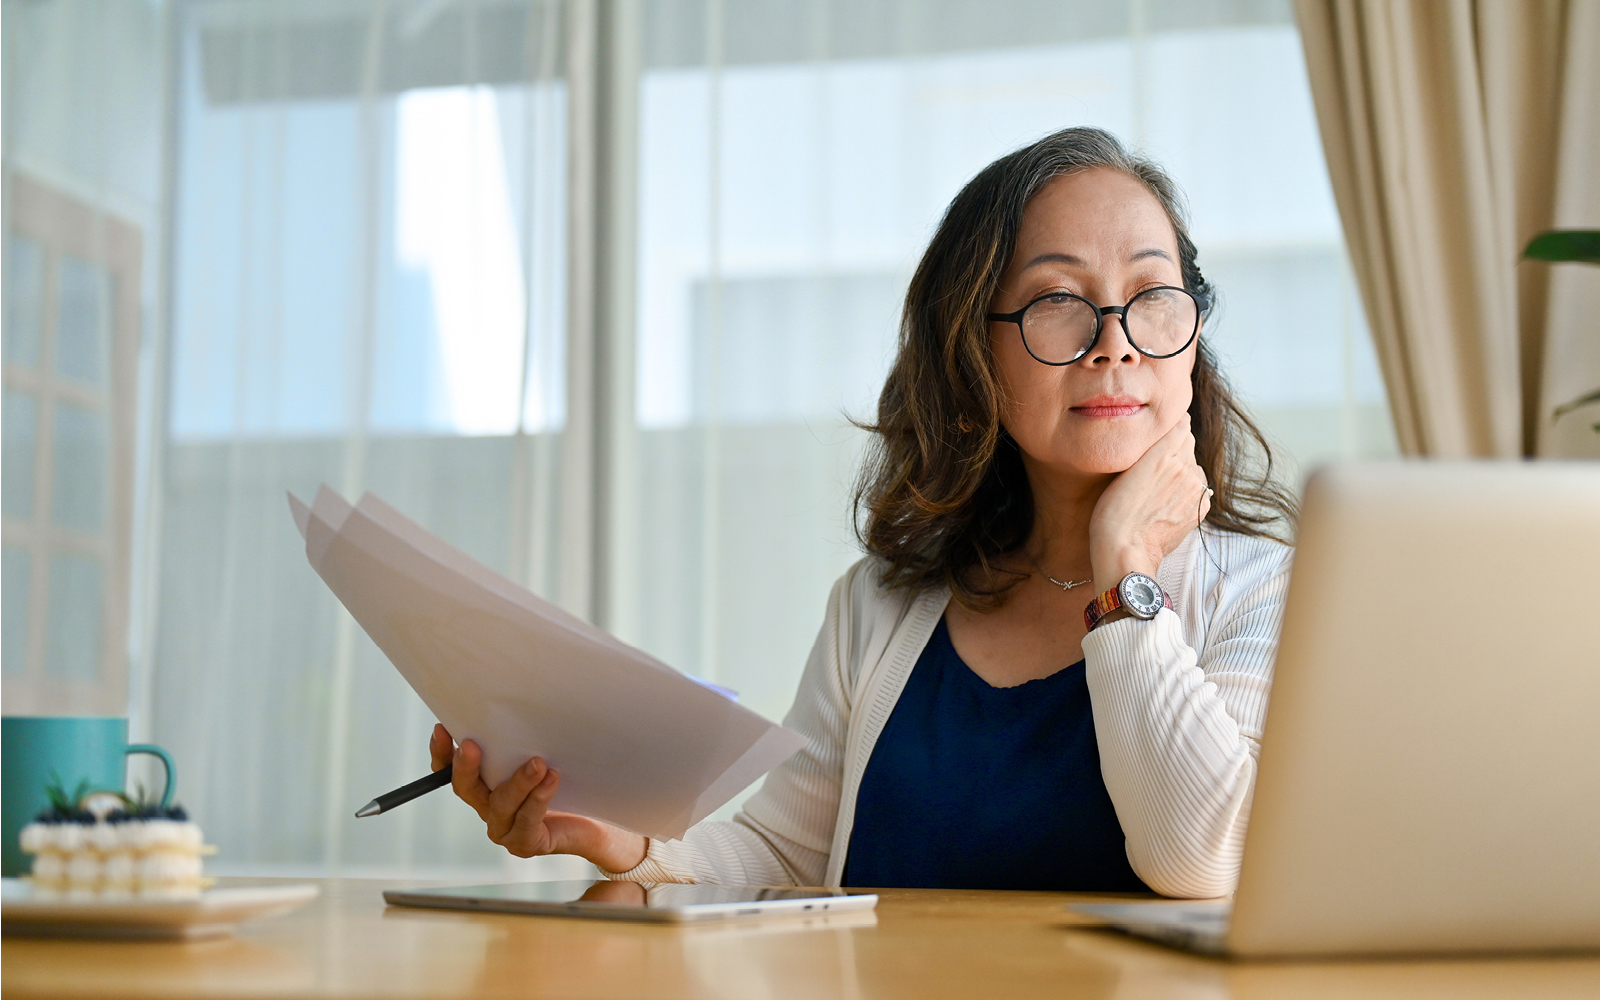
top-left (5, 878), bottom-right (1598, 999)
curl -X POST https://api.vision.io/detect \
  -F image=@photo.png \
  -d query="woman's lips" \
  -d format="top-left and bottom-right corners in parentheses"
top-left (1070, 397), bottom-right (1145, 418)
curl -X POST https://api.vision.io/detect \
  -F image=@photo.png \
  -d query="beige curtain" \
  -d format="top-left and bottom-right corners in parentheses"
top-left (1295, 0), bottom-right (1600, 458)
top-left (1540, 2), bottom-right (1600, 457)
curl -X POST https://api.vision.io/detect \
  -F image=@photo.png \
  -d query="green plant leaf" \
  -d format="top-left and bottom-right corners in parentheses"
top-left (126, 781), bottom-right (165, 813)
top-left (1552, 387), bottom-right (1600, 421)
top-left (1523, 230), bottom-right (1600, 264)
top-left (43, 773), bottom-right (74, 813)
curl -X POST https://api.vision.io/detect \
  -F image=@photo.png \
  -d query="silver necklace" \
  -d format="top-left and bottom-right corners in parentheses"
top-left (1028, 550), bottom-right (1091, 591)
top-left (1046, 575), bottom-right (1092, 590)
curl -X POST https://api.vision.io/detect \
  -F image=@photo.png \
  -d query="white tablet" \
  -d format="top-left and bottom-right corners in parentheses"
top-left (383, 879), bottom-right (878, 923)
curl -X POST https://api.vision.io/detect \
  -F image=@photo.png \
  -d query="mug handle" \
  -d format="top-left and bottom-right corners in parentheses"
top-left (126, 745), bottom-right (176, 809)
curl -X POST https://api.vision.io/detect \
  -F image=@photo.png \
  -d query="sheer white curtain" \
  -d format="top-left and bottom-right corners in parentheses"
top-left (611, 0), bottom-right (1397, 820)
top-left (145, 0), bottom-right (576, 878)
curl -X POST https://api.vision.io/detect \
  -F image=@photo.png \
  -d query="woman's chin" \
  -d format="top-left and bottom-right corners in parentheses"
top-left (1010, 426), bottom-right (1154, 478)
top-left (1076, 456), bottom-right (1140, 476)
top-left (1059, 438), bottom-right (1148, 476)
top-left (1029, 448), bottom-right (1142, 478)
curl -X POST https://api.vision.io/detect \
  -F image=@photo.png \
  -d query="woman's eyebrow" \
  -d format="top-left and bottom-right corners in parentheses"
top-left (1021, 248), bottom-right (1174, 270)
top-left (1130, 247), bottom-right (1174, 263)
top-left (1020, 252), bottom-right (1086, 270)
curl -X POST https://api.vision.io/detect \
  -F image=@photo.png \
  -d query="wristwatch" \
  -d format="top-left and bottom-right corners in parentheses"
top-left (1084, 572), bottom-right (1172, 632)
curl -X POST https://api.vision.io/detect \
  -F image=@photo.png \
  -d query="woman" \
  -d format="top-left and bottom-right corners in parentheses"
top-left (429, 127), bottom-right (1296, 898)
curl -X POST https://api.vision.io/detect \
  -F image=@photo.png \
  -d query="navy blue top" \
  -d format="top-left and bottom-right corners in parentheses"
top-left (842, 617), bottom-right (1149, 892)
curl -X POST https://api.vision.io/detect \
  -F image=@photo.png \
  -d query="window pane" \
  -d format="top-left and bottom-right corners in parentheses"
top-left (171, 83), bottom-right (567, 440)
top-left (55, 253), bottom-right (112, 388)
top-left (3, 546), bottom-right (31, 675)
top-left (51, 400), bottom-right (110, 533)
top-left (45, 553), bottom-right (103, 681)
top-left (685, 274), bottom-right (899, 424)
top-left (1204, 249), bottom-right (1396, 476)
top-left (4, 235), bottom-right (46, 370)
top-left (3, 390), bottom-right (39, 520)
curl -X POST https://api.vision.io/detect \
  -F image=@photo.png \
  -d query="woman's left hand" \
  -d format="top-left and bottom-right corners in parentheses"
top-left (1088, 416), bottom-right (1211, 594)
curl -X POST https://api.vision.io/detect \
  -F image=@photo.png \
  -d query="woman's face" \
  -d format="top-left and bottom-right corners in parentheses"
top-left (988, 167), bottom-right (1198, 478)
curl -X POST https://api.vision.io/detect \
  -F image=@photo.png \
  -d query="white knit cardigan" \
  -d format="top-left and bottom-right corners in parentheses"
top-left (602, 527), bottom-right (1293, 898)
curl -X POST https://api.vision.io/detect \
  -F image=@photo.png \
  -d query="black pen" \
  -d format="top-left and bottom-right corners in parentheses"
top-left (354, 765), bottom-right (453, 818)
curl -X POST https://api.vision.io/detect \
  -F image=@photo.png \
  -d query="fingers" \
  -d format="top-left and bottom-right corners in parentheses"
top-left (430, 724), bottom-right (453, 773)
top-left (1142, 409), bottom-right (1191, 453)
top-left (499, 767), bottom-right (561, 856)
top-left (1130, 415), bottom-right (1194, 473)
top-left (1148, 412), bottom-right (1198, 473)
top-left (447, 742), bottom-right (563, 858)
top-left (450, 739), bottom-right (494, 818)
top-left (485, 756), bottom-right (556, 846)
top-left (1169, 421), bottom-right (1199, 464)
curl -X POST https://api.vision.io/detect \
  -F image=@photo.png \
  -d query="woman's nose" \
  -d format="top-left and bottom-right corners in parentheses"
top-left (1087, 311), bottom-right (1139, 365)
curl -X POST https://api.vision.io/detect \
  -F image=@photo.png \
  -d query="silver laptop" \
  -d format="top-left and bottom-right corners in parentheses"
top-left (1074, 461), bottom-right (1600, 958)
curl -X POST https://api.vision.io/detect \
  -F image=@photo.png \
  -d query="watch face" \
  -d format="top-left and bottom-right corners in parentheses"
top-left (1119, 574), bottom-right (1163, 618)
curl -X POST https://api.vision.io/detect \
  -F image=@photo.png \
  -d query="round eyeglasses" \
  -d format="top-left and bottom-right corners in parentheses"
top-left (986, 285), bottom-right (1200, 366)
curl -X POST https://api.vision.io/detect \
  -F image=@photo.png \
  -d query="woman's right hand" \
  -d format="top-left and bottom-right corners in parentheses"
top-left (430, 724), bottom-right (648, 873)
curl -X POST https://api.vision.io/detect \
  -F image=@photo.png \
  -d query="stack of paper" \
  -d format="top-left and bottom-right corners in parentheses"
top-left (289, 486), bottom-right (805, 840)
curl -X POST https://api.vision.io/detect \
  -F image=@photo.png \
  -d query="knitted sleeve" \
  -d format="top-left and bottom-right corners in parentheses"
top-left (1081, 533), bottom-right (1293, 898)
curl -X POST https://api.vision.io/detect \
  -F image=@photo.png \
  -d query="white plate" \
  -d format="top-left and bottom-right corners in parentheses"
top-left (0, 879), bottom-right (319, 940)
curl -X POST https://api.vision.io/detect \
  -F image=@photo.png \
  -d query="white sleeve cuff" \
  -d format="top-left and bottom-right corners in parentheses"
top-left (597, 837), bottom-right (700, 883)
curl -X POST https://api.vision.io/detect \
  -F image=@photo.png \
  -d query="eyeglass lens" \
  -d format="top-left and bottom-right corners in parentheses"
top-left (1021, 287), bottom-right (1197, 364)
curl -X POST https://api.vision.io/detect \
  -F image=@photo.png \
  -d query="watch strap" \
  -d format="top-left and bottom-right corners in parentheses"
top-left (1083, 579), bottom-right (1172, 632)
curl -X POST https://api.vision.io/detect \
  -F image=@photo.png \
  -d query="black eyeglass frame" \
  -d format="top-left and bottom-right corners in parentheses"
top-left (986, 285), bottom-right (1201, 366)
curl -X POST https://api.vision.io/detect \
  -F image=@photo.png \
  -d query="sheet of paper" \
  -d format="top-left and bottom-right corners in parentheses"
top-left (290, 486), bottom-right (805, 840)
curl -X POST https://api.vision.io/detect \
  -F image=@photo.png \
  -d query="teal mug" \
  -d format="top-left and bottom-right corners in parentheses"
top-left (1, 716), bottom-right (175, 877)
